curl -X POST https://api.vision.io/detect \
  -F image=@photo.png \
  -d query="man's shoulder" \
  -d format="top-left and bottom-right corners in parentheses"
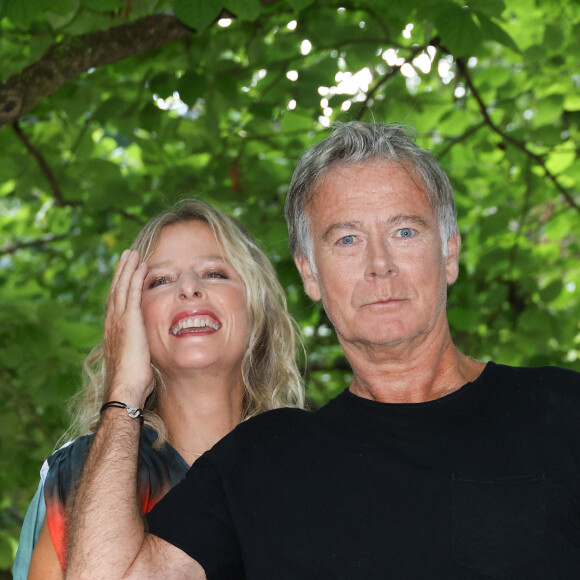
top-left (490, 362), bottom-right (580, 389)
top-left (212, 402), bottom-right (340, 456)
top-left (486, 362), bottom-right (580, 409)
top-left (234, 406), bottom-right (314, 436)
top-left (235, 392), bottom-right (349, 433)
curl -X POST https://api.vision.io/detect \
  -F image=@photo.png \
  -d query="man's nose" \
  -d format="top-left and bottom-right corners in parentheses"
top-left (364, 239), bottom-right (398, 279)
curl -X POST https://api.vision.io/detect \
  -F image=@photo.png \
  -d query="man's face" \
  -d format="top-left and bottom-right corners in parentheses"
top-left (295, 161), bottom-right (460, 352)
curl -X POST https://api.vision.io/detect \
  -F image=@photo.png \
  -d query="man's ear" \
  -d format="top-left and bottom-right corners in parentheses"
top-left (294, 255), bottom-right (322, 302)
top-left (445, 232), bottom-right (461, 285)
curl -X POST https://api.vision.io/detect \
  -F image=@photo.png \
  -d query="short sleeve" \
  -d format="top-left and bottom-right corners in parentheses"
top-left (44, 437), bottom-right (91, 569)
top-left (146, 456), bottom-right (243, 580)
top-left (13, 480), bottom-right (47, 580)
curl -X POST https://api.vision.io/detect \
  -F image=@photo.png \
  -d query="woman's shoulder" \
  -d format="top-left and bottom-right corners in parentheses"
top-left (44, 428), bottom-right (186, 494)
top-left (43, 435), bottom-right (93, 503)
top-left (45, 435), bottom-right (92, 479)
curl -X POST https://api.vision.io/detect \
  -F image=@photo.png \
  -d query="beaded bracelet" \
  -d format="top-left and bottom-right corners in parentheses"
top-left (100, 400), bottom-right (143, 421)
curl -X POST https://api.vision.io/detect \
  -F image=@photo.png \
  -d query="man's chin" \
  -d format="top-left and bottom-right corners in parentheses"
top-left (338, 329), bottom-right (412, 349)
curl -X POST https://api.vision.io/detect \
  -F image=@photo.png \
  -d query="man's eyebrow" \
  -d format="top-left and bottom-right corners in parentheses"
top-left (321, 221), bottom-right (363, 242)
top-left (387, 215), bottom-right (429, 228)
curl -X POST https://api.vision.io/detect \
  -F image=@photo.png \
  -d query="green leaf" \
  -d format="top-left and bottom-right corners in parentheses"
top-left (2, 0), bottom-right (44, 28)
top-left (80, 0), bottom-right (123, 11)
top-left (539, 281), bottom-right (563, 303)
top-left (476, 12), bottom-right (520, 53)
top-left (545, 141), bottom-right (576, 175)
top-left (55, 319), bottom-right (101, 348)
top-left (177, 72), bottom-right (208, 104)
top-left (225, 0), bottom-right (261, 21)
top-left (543, 23), bottom-right (564, 51)
top-left (0, 530), bottom-right (17, 568)
top-left (544, 211), bottom-right (575, 242)
top-left (433, 4), bottom-right (483, 57)
top-left (149, 72), bottom-right (175, 98)
top-left (45, 2), bottom-right (80, 29)
top-left (173, 0), bottom-right (222, 31)
top-left (279, 110), bottom-right (316, 133)
top-left (285, 0), bottom-right (315, 11)
top-left (534, 94), bottom-right (564, 126)
top-left (564, 93), bottom-right (580, 112)
top-left (448, 306), bottom-right (480, 332)
top-left (516, 309), bottom-right (555, 338)
top-left (469, 0), bottom-right (505, 18)
top-left (46, 0), bottom-right (78, 16)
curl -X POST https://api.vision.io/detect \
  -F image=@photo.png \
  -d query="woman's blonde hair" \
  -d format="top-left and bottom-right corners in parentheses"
top-left (61, 199), bottom-right (305, 447)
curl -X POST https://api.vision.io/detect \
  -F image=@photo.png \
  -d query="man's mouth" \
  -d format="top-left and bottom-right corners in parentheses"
top-left (364, 298), bottom-right (406, 307)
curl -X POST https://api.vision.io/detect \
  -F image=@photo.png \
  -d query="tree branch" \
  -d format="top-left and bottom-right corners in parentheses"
top-left (507, 158), bottom-right (534, 269)
top-left (0, 14), bottom-right (193, 127)
top-left (455, 58), bottom-right (580, 212)
top-left (355, 44), bottom-right (425, 121)
top-left (0, 233), bottom-right (70, 255)
top-left (436, 120), bottom-right (486, 158)
top-left (12, 121), bottom-right (75, 207)
top-left (118, 209), bottom-right (148, 225)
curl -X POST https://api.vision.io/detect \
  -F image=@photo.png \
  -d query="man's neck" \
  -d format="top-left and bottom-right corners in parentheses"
top-left (344, 324), bottom-right (485, 404)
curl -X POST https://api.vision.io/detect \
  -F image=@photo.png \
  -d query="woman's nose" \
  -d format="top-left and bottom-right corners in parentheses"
top-left (177, 273), bottom-right (203, 299)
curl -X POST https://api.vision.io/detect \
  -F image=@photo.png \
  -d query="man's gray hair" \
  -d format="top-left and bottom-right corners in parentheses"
top-left (284, 121), bottom-right (459, 265)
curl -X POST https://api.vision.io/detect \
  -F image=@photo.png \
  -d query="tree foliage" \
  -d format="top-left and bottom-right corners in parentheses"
top-left (1, 0), bottom-right (579, 572)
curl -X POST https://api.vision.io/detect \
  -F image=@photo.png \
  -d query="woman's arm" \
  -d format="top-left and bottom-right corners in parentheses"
top-left (28, 518), bottom-right (62, 580)
top-left (13, 480), bottom-right (47, 580)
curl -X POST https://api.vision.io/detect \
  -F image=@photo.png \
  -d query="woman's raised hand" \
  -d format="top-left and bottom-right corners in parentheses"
top-left (103, 250), bottom-right (154, 408)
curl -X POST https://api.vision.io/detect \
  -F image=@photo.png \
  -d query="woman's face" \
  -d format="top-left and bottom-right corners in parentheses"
top-left (140, 221), bottom-right (249, 381)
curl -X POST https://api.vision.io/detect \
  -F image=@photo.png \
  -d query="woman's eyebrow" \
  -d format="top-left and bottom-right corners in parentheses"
top-left (147, 255), bottom-right (228, 269)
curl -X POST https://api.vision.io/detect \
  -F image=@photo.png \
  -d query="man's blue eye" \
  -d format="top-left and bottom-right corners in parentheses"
top-left (340, 235), bottom-right (355, 245)
top-left (399, 228), bottom-right (413, 238)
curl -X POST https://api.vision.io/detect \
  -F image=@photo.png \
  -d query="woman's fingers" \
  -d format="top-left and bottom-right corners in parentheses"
top-left (126, 261), bottom-right (148, 310)
top-left (107, 250), bottom-right (130, 311)
top-left (110, 249), bottom-right (130, 292)
top-left (108, 250), bottom-right (140, 314)
top-left (104, 250), bottom-right (153, 406)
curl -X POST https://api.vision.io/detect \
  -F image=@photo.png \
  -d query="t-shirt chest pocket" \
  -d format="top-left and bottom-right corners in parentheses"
top-left (452, 473), bottom-right (546, 579)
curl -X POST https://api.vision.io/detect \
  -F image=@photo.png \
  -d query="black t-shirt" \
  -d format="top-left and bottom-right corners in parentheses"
top-left (147, 363), bottom-right (580, 579)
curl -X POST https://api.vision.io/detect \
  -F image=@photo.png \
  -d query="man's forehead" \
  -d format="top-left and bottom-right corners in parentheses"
top-left (307, 161), bottom-right (430, 213)
top-left (310, 160), bottom-right (426, 200)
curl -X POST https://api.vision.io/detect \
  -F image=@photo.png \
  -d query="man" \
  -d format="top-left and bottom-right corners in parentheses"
top-left (68, 122), bottom-right (580, 579)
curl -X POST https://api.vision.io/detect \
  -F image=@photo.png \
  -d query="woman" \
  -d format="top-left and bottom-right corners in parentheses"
top-left (15, 199), bottom-right (305, 578)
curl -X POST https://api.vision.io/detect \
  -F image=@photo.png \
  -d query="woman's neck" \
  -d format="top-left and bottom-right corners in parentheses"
top-left (156, 374), bottom-right (244, 466)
